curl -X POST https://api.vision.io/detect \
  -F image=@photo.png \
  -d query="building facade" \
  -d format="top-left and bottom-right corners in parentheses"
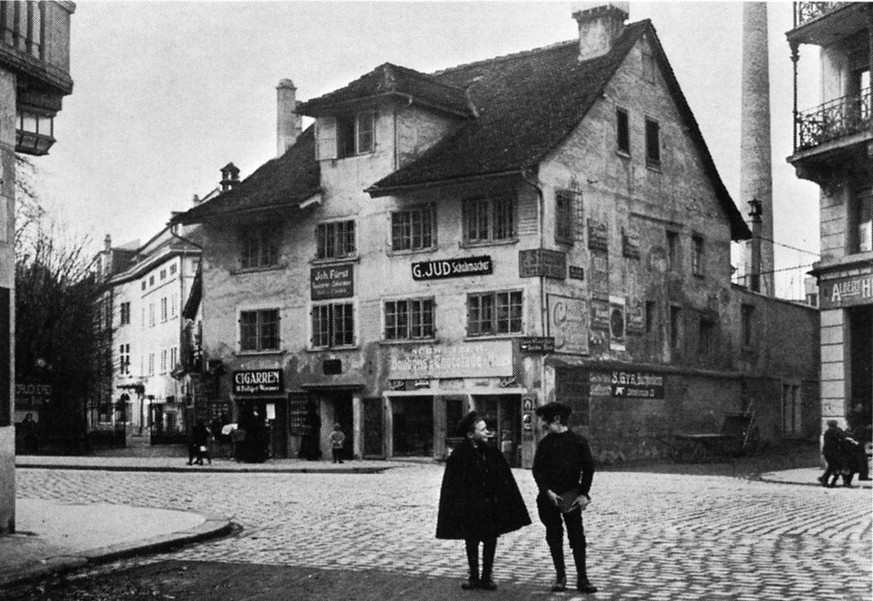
top-left (0, 0), bottom-right (74, 534)
top-left (175, 6), bottom-right (819, 467)
top-left (90, 224), bottom-right (202, 448)
top-left (786, 2), bottom-right (872, 436)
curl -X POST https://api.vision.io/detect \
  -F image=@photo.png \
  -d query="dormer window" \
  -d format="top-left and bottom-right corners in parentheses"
top-left (337, 111), bottom-right (375, 158)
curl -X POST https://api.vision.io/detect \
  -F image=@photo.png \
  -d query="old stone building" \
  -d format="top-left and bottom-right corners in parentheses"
top-left (0, 1), bottom-right (75, 533)
top-left (786, 2), bottom-right (872, 438)
top-left (173, 5), bottom-right (819, 466)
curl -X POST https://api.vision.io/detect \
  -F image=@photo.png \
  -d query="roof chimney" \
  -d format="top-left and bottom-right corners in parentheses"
top-left (104, 234), bottom-right (112, 251)
top-left (277, 79), bottom-right (302, 157)
top-left (220, 162), bottom-right (240, 193)
top-left (572, 2), bottom-right (629, 62)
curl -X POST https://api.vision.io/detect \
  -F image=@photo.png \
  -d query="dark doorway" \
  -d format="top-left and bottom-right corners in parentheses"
top-left (849, 305), bottom-right (873, 415)
top-left (331, 393), bottom-right (354, 460)
top-left (363, 397), bottom-right (384, 458)
top-left (392, 396), bottom-right (433, 457)
top-left (473, 395), bottom-right (522, 466)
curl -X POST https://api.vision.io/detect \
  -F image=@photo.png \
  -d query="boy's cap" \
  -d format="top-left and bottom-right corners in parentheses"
top-left (535, 402), bottom-right (572, 423)
top-left (826, 419), bottom-right (839, 427)
top-left (457, 411), bottom-right (480, 436)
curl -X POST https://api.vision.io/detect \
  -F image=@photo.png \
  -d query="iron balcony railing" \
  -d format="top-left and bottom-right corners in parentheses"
top-left (793, 2), bottom-right (851, 28)
top-left (795, 88), bottom-right (872, 152)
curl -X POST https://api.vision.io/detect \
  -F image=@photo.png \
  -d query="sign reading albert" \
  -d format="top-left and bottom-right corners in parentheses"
top-left (311, 263), bottom-right (354, 300)
top-left (411, 256), bottom-right (492, 280)
top-left (233, 369), bottom-right (283, 395)
top-left (819, 272), bottom-right (873, 309)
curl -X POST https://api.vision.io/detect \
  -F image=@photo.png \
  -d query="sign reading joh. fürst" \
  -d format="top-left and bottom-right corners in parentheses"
top-left (233, 369), bottom-right (283, 395)
top-left (411, 256), bottom-right (492, 280)
top-left (610, 370), bottom-right (664, 399)
top-left (311, 263), bottom-right (354, 300)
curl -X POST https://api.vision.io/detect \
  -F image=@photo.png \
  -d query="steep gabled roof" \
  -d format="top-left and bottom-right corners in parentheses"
top-left (297, 62), bottom-right (473, 118)
top-left (367, 21), bottom-right (749, 240)
top-left (171, 126), bottom-right (320, 225)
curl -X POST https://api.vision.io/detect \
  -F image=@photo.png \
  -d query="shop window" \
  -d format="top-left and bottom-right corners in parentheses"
top-left (645, 118), bottom-right (661, 168)
top-left (392, 205), bottom-right (435, 251)
top-left (239, 226), bottom-right (279, 269)
top-left (312, 302), bottom-right (355, 348)
top-left (316, 220), bottom-right (356, 260)
top-left (616, 108), bottom-right (630, 155)
top-left (467, 291), bottom-right (523, 337)
top-left (555, 190), bottom-right (574, 243)
top-left (240, 309), bottom-right (280, 352)
top-left (385, 298), bottom-right (435, 340)
top-left (463, 194), bottom-right (516, 244)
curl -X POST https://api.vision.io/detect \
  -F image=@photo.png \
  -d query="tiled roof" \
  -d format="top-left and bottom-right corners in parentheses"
top-left (296, 63), bottom-right (473, 117)
top-left (368, 21), bottom-right (749, 240)
top-left (172, 127), bottom-right (320, 225)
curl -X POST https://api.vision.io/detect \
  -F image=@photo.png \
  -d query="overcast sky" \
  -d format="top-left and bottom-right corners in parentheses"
top-left (36, 1), bottom-right (821, 296)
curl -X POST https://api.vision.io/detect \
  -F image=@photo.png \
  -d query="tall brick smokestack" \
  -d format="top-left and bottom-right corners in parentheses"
top-left (740, 2), bottom-right (774, 296)
top-left (277, 79), bottom-right (302, 158)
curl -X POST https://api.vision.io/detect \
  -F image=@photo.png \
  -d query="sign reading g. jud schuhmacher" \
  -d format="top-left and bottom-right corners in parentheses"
top-left (412, 256), bottom-right (492, 281)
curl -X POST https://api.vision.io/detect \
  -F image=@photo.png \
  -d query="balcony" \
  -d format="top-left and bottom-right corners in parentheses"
top-left (788, 2), bottom-right (868, 46)
top-left (795, 88), bottom-right (871, 152)
top-left (794, 2), bottom-right (850, 27)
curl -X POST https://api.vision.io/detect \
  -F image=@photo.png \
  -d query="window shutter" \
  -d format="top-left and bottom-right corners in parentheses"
top-left (315, 117), bottom-right (337, 160)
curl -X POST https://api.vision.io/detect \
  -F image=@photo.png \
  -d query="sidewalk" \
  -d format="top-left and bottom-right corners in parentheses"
top-left (759, 466), bottom-right (873, 488)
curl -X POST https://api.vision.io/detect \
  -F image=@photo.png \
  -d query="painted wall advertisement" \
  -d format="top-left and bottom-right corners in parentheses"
top-left (388, 340), bottom-right (514, 379)
top-left (588, 371), bottom-right (665, 399)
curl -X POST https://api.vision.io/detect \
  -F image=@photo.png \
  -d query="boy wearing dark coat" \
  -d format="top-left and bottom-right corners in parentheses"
top-left (819, 419), bottom-right (846, 487)
top-left (436, 411), bottom-right (530, 591)
top-left (533, 402), bottom-right (597, 594)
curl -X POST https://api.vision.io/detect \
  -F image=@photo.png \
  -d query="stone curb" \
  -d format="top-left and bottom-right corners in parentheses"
top-left (0, 516), bottom-right (233, 589)
top-left (16, 464), bottom-right (391, 474)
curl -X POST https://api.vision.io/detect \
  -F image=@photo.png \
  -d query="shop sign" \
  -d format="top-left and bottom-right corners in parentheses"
top-left (591, 299), bottom-right (611, 329)
top-left (610, 370), bottom-right (664, 399)
top-left (587, 219), bottom-right (608, 251)
top-left (819, 272), bottom-right (873, 309)
top-left (590, 251), bottom-right (609, 296)
top-left (522, 398), bottom-right (535, 412)
top-left (549, 295), bottom-right (589, 355)
top-left (15, 382), bottom-right (51, 409)
top-left (519, 336), bottom-right (555, 353)
top-left (519, 249), bottom-right (566, 279)
top-left (388, 340), bottom-right (514, 379)
top-left (622, 228), bottom-right (641, 259)
top-left (411, 255), bottom-right (492, 281)
top-left (311, 263), bottom-right (354, 300)
top-left (233, 369), bottom-right (283, 395)
top-left (626, 302), bottom-right (645, 334)
top-left (387, 379), bottom-right (406, 391)
top-left (569, 266), bottom-right (585, 280)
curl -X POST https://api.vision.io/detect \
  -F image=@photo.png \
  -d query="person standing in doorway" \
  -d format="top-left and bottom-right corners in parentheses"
top-left (329, 423), bottom-right (346, 464)
top-left (532, 402), bottom-right (597, 594)
top-left (436, 411), bottom-right (530, 591)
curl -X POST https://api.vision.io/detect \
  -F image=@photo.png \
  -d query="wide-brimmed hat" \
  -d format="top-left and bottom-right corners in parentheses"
top-left (456, 411), bottom-right (481, 436)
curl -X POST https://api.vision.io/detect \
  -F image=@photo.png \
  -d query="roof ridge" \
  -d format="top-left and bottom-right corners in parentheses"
top-left (431, 39), bottom-right (577, 76)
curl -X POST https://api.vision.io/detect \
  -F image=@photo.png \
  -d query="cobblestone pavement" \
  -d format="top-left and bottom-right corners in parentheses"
top-left (17, 465), bottom-right (872, 600)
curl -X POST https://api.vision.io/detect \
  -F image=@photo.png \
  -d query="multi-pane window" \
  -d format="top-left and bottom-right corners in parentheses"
top-left (1, 2), bottom-right (43, 58)
top-left (170, 263), bottom-right (177, 276)
top-left (240, 309), bottom-right (280, 352)
top-left (463, 195), bottom-right (516, 243)
top-left (385, 299), bottom-right (435, 340)
top-left (555, 191), bottom-right (574, 243)
top-left (312, 302), bottom-right (355, 348)
top-left (467, 291), bottom-right (523, 337)
top-left (160, 349), bottom-right (168, 373)
top-left (316, 220), bottom-right (356, 259)
top-left (119, 344), bottom-right (130, 375)
top-left (149, 303), bottom-right (155, 327)
top-left (850, 187), bottom-right (872, 253)
top-left (160, 297), bottom-right (168, 322)
top-left (171, 295), bottom-right (177, 318)
top-left (170, 347), bottom-right (178, 370)
top-left (392, 205), bottom-right (435, 251)
top-left (148, 353), bottom-right (155, 375)
top-left (692, 235), bottom-right (705, 275)
top-left (240, 227), bottom-right (279, 269)
top-left (741, 304), bottom-right (754, 348)
top-left (337, 112), bottom-right (375, 158)
top-left (119, 302), bottom-right (131, 325)
top-left (616, 108), bottom-right (630, 154)
top-left (645, 118), bottom-right (661, 166)
top-left (666, 230), bottom-right (680, 271)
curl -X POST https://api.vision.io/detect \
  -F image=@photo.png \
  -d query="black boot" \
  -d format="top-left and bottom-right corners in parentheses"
top-left (463, 539), bottom-right (479, 590)
top-left (573, 545), bottom-right (598, 593)
top-left (549, 542), bottom-right (566, 591)
top-left (479, 537), bottom-right (497, 590)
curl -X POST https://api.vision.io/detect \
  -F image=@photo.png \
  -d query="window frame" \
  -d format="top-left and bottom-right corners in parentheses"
top-left (466, 290), bottom-right (524, 337)
top-left (616, 107), bottom-right (630, 155)
top-left (645, 117), bottom-right (661, 168)
top-left (384, 297), bottom-right (436, 341)
top-left (741, 304), bottom-right (755, 349)
top-left (239, 308), bottom-right (281, 353)
top-left (462, 194), bottom-right (517, 245)
top-left (698, 317), bottom-right (715, 355)
top-left (337, 111), bottom-right (375, 158)
top-left (555, 190), bottom-right (574, 244)
top-left (311, 301), bottom-right (356, 349)
top-left (316, 220), bottom-right (356, 260)
top-left (119, 302), bottom-right (131, 326)
top-left (666, 230), bottom-right (680, 271)
top-left (239, 226), bottom-right (280, 270)
top-left (692, 234), bottom-right (705, 276)
top-left (391, 204), bottom-right (436, 252)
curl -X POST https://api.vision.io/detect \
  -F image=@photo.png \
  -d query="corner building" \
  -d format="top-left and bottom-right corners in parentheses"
top-left (786, 2), bottom-right (871, 435)
top-left (175, 6), bottom-right (819, 466)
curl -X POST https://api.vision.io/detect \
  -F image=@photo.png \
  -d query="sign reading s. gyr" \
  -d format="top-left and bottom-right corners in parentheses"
top-left (233, 369), bottom-right (283, 395)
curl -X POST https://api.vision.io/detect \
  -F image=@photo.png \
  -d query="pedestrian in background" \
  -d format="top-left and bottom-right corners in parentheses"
top-left (436, 411), bottom-right (530, 591)
top-left (329, 423), bottom-right (346, 464)
top-left (532, 402), bottom-right (597, 594)
top-left (846, 401), bottom-right (871, 482)
top-left (819, 419), bottom-right (846, 487)
top-left (188, 419), bottom-right (211, 466)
